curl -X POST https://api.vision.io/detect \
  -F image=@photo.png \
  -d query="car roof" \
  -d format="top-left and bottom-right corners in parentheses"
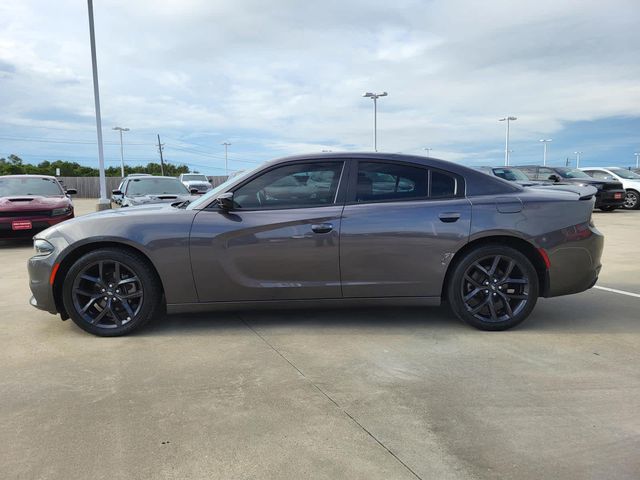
top-left (1, 174), bottom-right (59, 180)
top-left (126, 175), bottom-right (179, 180)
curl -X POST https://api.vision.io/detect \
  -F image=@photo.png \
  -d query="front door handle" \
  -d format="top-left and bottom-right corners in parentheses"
top-left (438, 212), bottom-right (461, 223)
top-left (311, 223), bottom-right (333, 233)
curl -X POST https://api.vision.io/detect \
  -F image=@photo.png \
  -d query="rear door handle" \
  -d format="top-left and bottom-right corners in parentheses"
top-left (311, 223), bottom-right (333, 233)
top-left (438, 212), bottom-right (461, 223)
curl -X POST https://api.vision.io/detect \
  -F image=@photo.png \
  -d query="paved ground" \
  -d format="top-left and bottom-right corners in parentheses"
top-left (1, 199), bottom-right (639, 480)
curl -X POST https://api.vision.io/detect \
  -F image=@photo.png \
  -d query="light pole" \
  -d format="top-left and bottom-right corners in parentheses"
top-left (539, 139), bottom-right (552, 166)
top-left (221, 142), bottom-right (231, 175)
top-left (574, 151), bottom-right (583, 168)
top-left (423, 147), bottom-right (432, 157)
top-left (113, 126), bottom-right (129, 177)
top-left (499, 116), bottom-right (517, 166)
top-left (363, 92), bottom-right (388, 152)
top-left (87, 0), bottom-right (109, 210)
top-left (635, 152), bottom-right (640, 168)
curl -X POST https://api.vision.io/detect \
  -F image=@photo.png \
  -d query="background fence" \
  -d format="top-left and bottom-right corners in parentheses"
top-left (57, 176), bottom-right (229, 198)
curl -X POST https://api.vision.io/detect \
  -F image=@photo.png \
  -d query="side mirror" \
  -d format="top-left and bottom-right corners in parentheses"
top-left (216, 192), bottom-right (234, 211)
top-left (190, 188), bottom-right (199, 194)
top-left (65, 188), bottom-right (77, 195)
top-left (112, 189), bottom-right (123, 196)
top-left (548, 174), bottom-right (561, 182)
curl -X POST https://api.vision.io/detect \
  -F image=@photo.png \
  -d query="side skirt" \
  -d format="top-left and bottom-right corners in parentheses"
top-left (166, 296), bottom-right (441, 314)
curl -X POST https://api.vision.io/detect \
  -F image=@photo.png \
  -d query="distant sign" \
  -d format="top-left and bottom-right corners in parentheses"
top-left (55, 168), bottom-right (61, 176)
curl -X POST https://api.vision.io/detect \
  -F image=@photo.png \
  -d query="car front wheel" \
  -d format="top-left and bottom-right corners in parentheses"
top-left (447, 245), bottom-right (539, 331)
top-left (62, 248), bottom-right (162, 336)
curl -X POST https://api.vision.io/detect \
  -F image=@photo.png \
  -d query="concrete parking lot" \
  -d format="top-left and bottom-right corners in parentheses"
top-left (1, 199), bottom-right (639, 480)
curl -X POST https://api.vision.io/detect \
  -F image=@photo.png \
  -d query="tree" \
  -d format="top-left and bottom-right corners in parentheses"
top-left (0, 154), bottom-right (191, 177)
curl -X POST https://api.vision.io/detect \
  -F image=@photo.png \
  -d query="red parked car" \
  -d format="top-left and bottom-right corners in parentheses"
top-left (0, 175), bottom-right (76, 238)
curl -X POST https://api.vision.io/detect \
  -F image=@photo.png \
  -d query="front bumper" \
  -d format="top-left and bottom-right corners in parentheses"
top-left (0, 212), bottom-right (73, 238)
top-left (27, 233), bottom-right (71, 316)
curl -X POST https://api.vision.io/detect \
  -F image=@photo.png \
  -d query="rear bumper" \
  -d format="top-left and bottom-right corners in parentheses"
top-left (543, 223), bottom-right (604, 297)
top-left (595, 190), bottom-right (625, 208)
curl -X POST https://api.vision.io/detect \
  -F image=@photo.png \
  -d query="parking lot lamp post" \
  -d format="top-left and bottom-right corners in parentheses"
top-left (363, 92), bottom-right (388, 152)
top-left (574, 151), bottom-right (583, 168)
top-left (423, 147), bottom-right (432, 157)
top-left (87, 0), bottom-right (109, 210)
top-left (221, 142), bottom-right (231, 175)
top-left (113, 127), bottom-right (129, 177)
top-left (499, 116), bottom-right (517, 166)
top-left (539, 139), bottom-right (552, 166)
top-left (635, 152), bottom-right (640, 168)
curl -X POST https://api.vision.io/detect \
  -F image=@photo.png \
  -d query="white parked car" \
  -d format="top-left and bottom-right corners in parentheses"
top-left (580, 167), bottom-right (640, 210)
top-left (178, 174), bottom-right (212, 194)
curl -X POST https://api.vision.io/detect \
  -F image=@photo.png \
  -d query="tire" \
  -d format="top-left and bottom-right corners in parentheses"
top-left (624, 190), bottom-right (640, 210)
top-left (599, 205), bottom-right (617, 212)
top-left (62, 248), bottom-right (162, 336)
top-left (446, 245), bottom-right (539, 331)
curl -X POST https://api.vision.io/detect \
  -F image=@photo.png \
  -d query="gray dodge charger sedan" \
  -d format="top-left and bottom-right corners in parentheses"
top-left (28, 153), bottom-right (604, 336)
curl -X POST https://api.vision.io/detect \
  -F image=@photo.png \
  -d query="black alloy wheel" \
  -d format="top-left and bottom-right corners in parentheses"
top-left (447, 245), bottom-right (539, 331)
top-left (62, 248), bottom-right (161, 336)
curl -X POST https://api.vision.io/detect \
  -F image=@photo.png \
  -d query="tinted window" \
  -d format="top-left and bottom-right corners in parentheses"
top-left (536, 167), bottom-right (556, 181)
top-left (555, 168), bottom-right (591, 179)
top-left (356, 162), bottom-right (427, 202)
top-left (518, 167), bottom-right (538, 180)
top-left (609, 168), bottom-right (640, 179)
top-left (233, 162), bottom-right (343, 209)
top-left (0, 177), bottom-right (63, 196)
top-left (431, 170), bottom-right (456, 198)
top-left (584, 170), bottom-right (612, 181)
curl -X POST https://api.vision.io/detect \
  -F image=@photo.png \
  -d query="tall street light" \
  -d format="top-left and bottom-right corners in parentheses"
top-left (113, 126), bottom-right (129, 177)
top-left (574, 151), bottom-right (583, 168)
top-left (635, 152), bottom-right (640, 168)
top-left (499, 116), bottom-right (517, 166)
top-left (87, 0), bottom-right (109, 210)
top-left (221, 142), bottom-right (231, 175)
top-left (423, 147), bottom-right (432, 157)
top-left (539, 139), bottom-right (552, 166)
top-left (363, 92), bottom-right (388, 152)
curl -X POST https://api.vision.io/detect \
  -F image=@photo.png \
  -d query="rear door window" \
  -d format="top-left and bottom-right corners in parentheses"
top-left (355, 162), bottom-right (428, 202)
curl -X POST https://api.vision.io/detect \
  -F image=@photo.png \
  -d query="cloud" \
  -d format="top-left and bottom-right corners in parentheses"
top-left (0, 0), bottom-right (639, 170)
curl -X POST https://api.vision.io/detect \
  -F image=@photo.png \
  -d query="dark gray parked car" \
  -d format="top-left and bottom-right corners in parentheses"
top-left (28, 153), bottom-right (604, 336)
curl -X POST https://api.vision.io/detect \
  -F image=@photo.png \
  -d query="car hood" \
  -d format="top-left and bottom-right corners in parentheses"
top-left (0, 195), bottom-right (70, 211)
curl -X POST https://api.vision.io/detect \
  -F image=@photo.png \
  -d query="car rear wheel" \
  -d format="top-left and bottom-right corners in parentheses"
top-left (447, 245), bottom-right (539, 331)
top-left (624, 190), bottom-right (640, 210)
top-left (62, 248), bottom-right (162, 336)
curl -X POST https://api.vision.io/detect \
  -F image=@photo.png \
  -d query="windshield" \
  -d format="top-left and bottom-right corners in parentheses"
top-left (186, 162), bottom-right (266, 209)
top-left (609, 168), bottom-right (640, 179)
top-left (182, 174), bottom-right (208, 181)
top-left (492, 168), bottom-right (530, 181)
top-left (0, 177), bottom-right (64, 196)
top-left (126, 177), bottom-right (189, 196)
top-left (555, 168), bottom-right (591, 179)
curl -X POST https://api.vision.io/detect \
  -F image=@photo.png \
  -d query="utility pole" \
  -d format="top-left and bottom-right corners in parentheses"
top-left (221, 142), bottom-right (231, 175)
top-left (87, 0), bottom-right (109, 210)
top-left (157, 134), bottom-right (165, 176)
top-left (362, 92), bottom-right (388, 152)
top-left (499, 116), bottom-right (517, 166)
top-left (539, 139), bottom-right (552, 166)
top-left (113, 126), bottom-right (129, 177)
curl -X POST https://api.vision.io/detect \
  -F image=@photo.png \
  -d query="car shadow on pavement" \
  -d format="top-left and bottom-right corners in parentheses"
top-left (0, 239), bottom-right (33, 249)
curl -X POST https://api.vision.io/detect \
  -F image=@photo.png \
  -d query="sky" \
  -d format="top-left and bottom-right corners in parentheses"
top-left (1, 0), bottom-right (639, 175)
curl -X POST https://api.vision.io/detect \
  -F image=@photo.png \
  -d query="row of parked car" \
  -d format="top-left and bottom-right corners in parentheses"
top-left (1, 162), bottom-right (638, 239)
top-left (476, 165), bottom-right (640, 210)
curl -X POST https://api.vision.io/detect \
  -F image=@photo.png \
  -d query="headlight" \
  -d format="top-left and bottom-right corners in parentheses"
top-left (51, 206), bottom-right (72, 216)
top-left (33, 238), bottom-right (55, 256)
